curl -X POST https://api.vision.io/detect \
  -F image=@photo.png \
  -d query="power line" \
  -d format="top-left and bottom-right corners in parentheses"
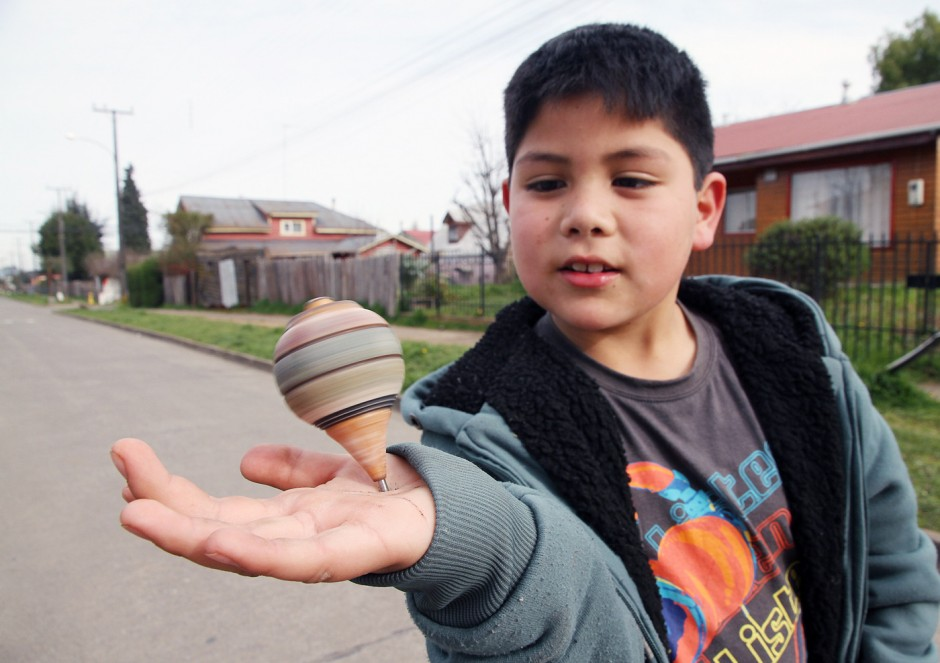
top-left (144, 0), bottom-right (593, 196)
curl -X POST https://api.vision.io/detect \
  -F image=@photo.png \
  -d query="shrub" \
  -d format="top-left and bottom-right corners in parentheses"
top-left (127, 257), bottom-right (164, 308)
top-left (746, 216), bottom-right (871, 299)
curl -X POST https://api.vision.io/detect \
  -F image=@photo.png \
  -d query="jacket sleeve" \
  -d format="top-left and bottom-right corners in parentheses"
top-left (356, 443), bottom-right (661, 662)
top-left (831, 356), bottom-right (940, 662)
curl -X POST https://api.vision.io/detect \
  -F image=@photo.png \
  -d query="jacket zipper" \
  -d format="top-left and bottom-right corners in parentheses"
top-left (616, 586), bottom-right (668, 662)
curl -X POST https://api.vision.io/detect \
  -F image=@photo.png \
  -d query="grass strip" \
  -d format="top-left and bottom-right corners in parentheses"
top-left (66, 306), bottom-right (467, 390)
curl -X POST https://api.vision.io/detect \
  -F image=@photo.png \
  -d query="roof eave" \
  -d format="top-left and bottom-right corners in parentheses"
top-left (716, 124), bottom-right (940, 170)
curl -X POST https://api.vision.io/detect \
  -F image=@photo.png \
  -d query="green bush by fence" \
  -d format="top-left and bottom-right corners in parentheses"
top-left (127, 257), bottom-right (164, 308)
top-left (746, 216), bottom-right (872, 299)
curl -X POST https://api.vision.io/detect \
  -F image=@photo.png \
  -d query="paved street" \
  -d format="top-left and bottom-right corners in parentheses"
top-left (0, 296), bottom-right (428, 662)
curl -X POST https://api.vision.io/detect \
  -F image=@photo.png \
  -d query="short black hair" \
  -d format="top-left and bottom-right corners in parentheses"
top-left (503, 23), bottom-right (714, 186)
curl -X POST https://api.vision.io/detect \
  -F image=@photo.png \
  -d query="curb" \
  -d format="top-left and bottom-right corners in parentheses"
top-left (62, 312), bottom-right (274, 373)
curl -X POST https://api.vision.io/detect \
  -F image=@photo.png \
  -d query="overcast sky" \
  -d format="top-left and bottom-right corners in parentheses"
top-left (1, 0), bottom-right (936, 272)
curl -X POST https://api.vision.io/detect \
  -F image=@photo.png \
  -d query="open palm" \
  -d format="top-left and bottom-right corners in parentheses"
top-left (112, 438), bottom-right (435, 582)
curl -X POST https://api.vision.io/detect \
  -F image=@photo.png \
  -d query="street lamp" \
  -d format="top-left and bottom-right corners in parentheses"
top-left (66, 133), bottom-right (115, 300)
top-left (94, 106), bottom-right (132, 297)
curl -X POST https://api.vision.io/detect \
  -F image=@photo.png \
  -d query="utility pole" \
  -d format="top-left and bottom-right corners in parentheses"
top-left (93, 104), bottom-right (133, 298)
top-left (47, 186), bottom-right (72, 299)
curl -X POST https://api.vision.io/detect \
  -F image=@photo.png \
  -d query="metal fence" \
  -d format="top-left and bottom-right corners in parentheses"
top-left (687, 234), bottom-right (939, 361)
top-left (398, 251), bottom-right (526, 319)
top-left (399, 237), bottom-right (938, 363)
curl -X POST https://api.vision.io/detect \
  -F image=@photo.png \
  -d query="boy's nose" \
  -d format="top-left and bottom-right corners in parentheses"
top-left (559, 192), bottom-right (616, 237)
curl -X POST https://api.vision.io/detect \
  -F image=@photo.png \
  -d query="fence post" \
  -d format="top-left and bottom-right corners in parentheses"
top-left (243, 258), bottom-right (251, 308)
top-left (479, 249), bottom-right (486, 315)
top-left (923, 235), bottom-right (937, 334)
top-left (434, 253), bottom-right (441, 316)
top-left (810, 238), bottom-right (824, 302)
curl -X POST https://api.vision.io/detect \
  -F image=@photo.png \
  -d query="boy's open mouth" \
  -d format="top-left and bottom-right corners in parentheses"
top-left (562, 261), bottom-right (618, 274)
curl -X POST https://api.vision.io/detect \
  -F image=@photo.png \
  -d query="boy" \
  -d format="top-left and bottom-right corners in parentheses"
top-left (113, 24), bottom-right (940, 661)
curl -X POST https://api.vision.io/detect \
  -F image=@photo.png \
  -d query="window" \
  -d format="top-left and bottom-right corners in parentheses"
top-left (724, 188), bottom-right (756, 234)
top-left (790, 164), bottom-right (891, 241)
top-left (279, 220), bottom-right (305, 237)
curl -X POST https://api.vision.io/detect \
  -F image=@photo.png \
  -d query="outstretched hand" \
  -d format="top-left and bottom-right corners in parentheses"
top-left (111, 438), bottom-right (435, 582)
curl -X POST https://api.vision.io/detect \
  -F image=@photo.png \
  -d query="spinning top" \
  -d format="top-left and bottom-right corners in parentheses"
top-left (273, 297), bottom-right (405, 491)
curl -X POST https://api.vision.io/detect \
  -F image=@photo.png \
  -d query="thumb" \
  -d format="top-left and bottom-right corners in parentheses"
top-left (240, 445), bottom-right (355, 490)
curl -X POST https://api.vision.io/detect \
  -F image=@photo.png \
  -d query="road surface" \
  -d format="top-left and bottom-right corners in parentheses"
top-left (0, 296), bottom-right (428, 662)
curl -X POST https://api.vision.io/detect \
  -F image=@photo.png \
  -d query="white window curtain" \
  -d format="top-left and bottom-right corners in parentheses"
top-left (790, 163), bottom-right (892, 241)
top-left (724, 189), bottom-right (756, 234)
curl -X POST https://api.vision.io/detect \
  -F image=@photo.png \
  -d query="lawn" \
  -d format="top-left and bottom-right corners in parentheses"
top-left (64, 303), bottom-right (940, 532)
top-left (65, 306), bottom-right (468, 391)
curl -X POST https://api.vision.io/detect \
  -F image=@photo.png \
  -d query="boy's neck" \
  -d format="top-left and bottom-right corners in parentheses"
top-left (552, 303), bottom-right (697, 381)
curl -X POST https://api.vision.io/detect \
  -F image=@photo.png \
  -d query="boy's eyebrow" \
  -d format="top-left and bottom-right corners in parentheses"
top-left (514, 151), bottom-right (569, 166)
top-left (514, 147), bottom-right (672, 167)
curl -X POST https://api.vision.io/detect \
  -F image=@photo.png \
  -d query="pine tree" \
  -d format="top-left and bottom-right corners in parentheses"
top-left (120, 164), bottom-right (151, 253)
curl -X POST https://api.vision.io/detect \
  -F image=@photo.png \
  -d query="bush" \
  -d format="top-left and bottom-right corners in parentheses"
top-left (746, 216), bottom-right (871, 299)
top-left (127, 257), bottom-right (164, 308)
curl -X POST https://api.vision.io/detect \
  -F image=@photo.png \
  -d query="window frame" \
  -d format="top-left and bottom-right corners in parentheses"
top-left (789, 162), bottom-right (893, 243)
top-left (723, 187), bottom-right (757, 235)
top-left (279, 219), bottom-right (306, 237)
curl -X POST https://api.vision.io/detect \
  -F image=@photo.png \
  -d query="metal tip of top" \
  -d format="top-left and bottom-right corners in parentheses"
top-left (377, 479), bottom-right (390, 493)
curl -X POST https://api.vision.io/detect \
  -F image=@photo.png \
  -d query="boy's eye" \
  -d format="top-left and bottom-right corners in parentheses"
top-left (525, 179), bottom-right (565, 193)
top-left (613, 176), bottom-right (654, 189)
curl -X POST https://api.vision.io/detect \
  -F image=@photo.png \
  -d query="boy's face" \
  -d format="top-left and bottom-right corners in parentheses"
top-left (504, 94), bottom-right (725, 354)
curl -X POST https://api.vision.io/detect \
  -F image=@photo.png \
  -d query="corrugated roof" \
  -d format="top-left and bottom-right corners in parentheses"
top-left (179, 195), bottom-right (378, 232)
top-left (179, 196), bottom-right (266, 229)
top-left (251, 198), bottom-right (376, 231)
top-left (715, 81), bottom-right (940, 164)
top-left (201, 235), bottom-right (376, 256)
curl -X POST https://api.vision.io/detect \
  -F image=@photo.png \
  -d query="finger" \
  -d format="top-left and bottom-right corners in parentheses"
top-left (122, 496), bottom-right (380, 580)
top-left (112, 438), bottom-right (278, 523)
top-left (120, 499), bottom-right (250, 573)
top-left (240, 445), bottom-right (356, 490)
top-left (112, 438), bottom-right (218, 512)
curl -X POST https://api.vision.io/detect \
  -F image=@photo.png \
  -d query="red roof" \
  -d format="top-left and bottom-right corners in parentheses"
top-left (403, 229), bottom-right (433, 246)
top-left (715, 82), bottom-right (940, 164)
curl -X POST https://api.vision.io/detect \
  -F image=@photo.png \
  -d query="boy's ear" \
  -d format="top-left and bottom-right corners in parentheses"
top-left (692, 172), bottom-right (727, 252)
top-left (502, 178), bottom-right (511, 213)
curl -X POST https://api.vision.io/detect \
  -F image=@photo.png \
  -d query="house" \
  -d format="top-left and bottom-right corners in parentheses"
top-left (177, 195), bottom-right (424, 257)
top-left (356, 231), bottom-right (427, 257)
top-left (430, 210), bottom-right (480, 254)
top-left (401, 227), bottom-right (433, 251)
top-left (712, 82), bottom-right (940, 255)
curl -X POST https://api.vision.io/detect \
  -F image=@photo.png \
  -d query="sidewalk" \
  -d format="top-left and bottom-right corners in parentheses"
top-left (146, 308), bottom-right (485, 347)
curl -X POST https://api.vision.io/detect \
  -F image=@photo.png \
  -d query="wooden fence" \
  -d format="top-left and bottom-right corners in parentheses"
top-left (164, 253), bottom-right (402, 316)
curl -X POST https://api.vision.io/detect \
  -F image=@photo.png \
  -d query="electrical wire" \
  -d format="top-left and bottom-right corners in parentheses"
top-left (143, 0), bottom-right (615, 196)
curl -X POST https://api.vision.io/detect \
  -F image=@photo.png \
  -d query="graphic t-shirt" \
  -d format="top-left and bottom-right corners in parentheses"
top-left (536, 310), bottom-right (805, 662)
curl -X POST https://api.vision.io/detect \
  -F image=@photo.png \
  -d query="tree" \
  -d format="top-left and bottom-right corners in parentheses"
top-left (162, 208), bottom-right (213, 270)
top-left (34, 198), bottom-right (104, 280)
top-left (453, 128), bottom-right (512, 282)
top-left (870, 9), bottom-right (940, 91)
top-left (120, 164), bottom-right (151, 253)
